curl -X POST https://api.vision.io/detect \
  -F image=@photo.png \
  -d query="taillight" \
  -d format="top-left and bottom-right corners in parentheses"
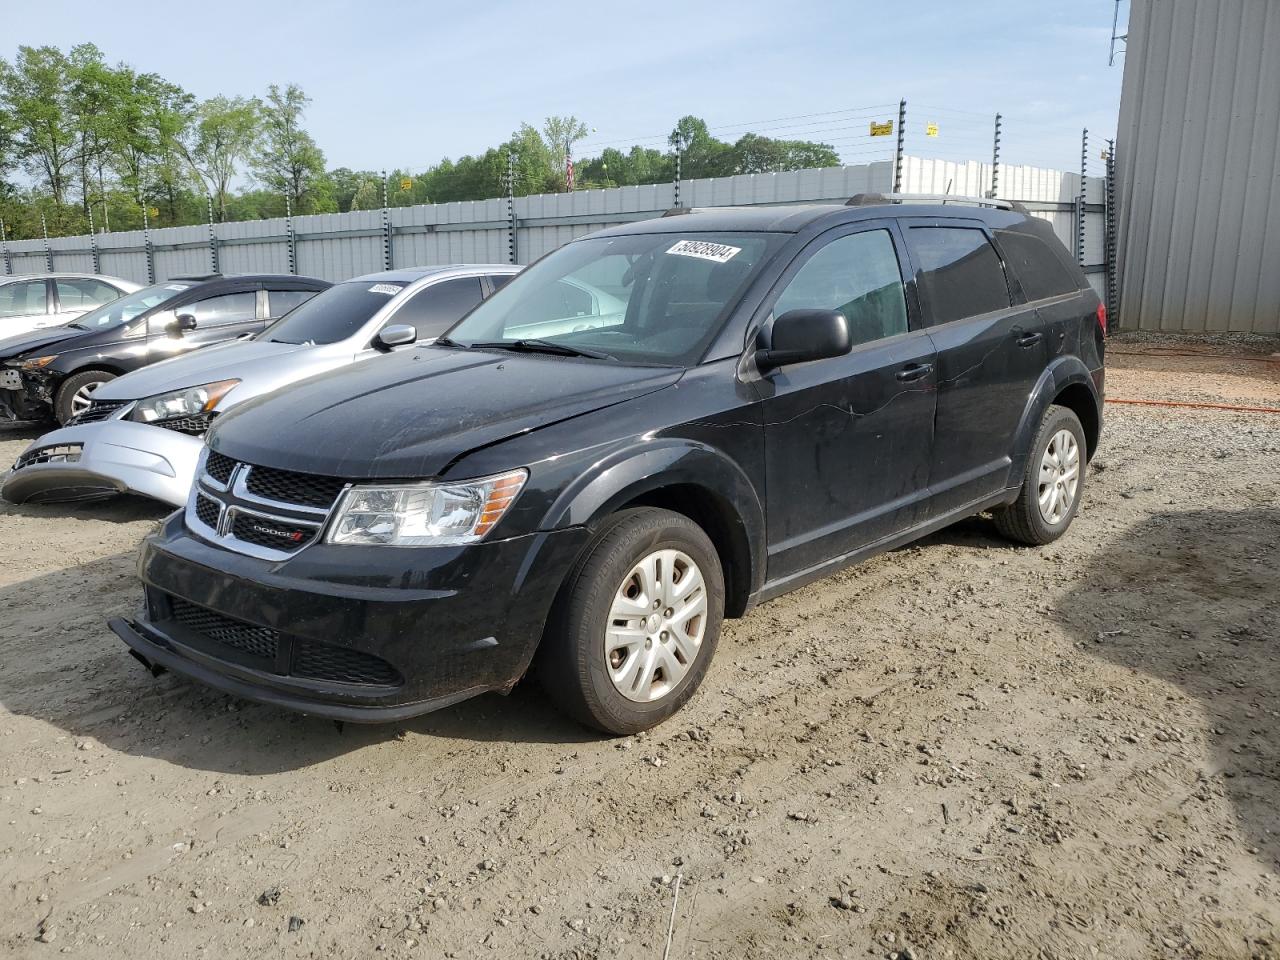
top-left (1095, 303), bottom-right (1108, 337)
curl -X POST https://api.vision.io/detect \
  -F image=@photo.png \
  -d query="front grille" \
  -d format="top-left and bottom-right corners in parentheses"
top-left (245, 465), bottom-right (346, 510)
top-left (205, 450), bottom-right (236, 485)
top-left (229, 512), bottom-right (315, 552)
top-left (15, 443), bottom-right (82, 469)
top-left (66, 399), bottom-right (127, 426)
top-left (159, 412), bottom-right (216, 436)
top-left (194, 492), bottom-right (221, 529)
top-left (169, 597), bottom-right (278, 662)
top-left (293, 640), bottom-right (400, 686)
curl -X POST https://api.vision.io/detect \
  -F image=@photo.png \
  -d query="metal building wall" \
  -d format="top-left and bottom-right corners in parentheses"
top-left (1116, 0), bottom-right (1280, 334)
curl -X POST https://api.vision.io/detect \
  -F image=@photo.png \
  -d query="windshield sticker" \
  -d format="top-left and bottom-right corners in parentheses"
top-left (368, 283), bottom-right (403, 296)
top-left (666, 239), bottom-right (742, 264)
top-left (164, 284), bottom-right (191, 291)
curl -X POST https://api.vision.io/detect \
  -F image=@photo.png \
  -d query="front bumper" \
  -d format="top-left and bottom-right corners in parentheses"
top-left (112, 512), bottom-right (591, 721)
top-left (2, 420), bottom-right (202, 506)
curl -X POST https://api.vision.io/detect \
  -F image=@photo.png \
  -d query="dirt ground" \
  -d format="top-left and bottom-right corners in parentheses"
top-left (1, 334), bottom-right (1278, 960)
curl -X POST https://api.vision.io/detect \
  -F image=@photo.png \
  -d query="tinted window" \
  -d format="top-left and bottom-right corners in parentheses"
top-left (450, 232), bottom-right (784, 365)
top-left (486, 273), bottom-right (515, 291)
top-left (391, 277), bottom-right (484, 338)
top-left (994, 229), bottom-right (1080, 300)
top-left (909, 227), bottom-right (1011, 325)
top-left (74, 282), bottom-right (191, 331)
top-left (184, 291), bottom-right (258, 328)
top-left (266, 288), bottom-right (318, 319)
top-left (774, 230), bottom-right (908, 346)
top-left (0, 280), bottom-right (47, 318)
top-left (263, 281), bottom-right (402, 345)
top-left (56, 278), bottom-right (120, 311)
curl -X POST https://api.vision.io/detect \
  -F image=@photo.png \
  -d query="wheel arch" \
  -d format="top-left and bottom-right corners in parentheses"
top-left (1007, 357), bottom-right (1102, 486)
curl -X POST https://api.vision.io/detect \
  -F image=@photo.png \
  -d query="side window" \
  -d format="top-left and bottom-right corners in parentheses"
top-left (266, 288), bottom-right (318, 319)
top-left (485, 273), bottom-right (515, 292)
top-left (390, 277), bottom-right (484, 338)
top-left (0, 280), bottom-right (48, 318)
top-left (994, 229), bottom-right (1081, 301)
top-left (773, 229), bottom-right (908, 347)
top-left (184, 291), bottom-right (259, 328)
top-left (56, 278), bottom-right (120, 311)
top-left (908, 227), bottom-right (1011, 325)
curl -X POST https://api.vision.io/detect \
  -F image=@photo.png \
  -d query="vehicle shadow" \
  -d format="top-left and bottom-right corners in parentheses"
top-left (0, 549), bottom-right (599, 776)
top-left (1, 494), bottom-right (173, 523)
top-left (1055, 506), bottom-right (1280, 867)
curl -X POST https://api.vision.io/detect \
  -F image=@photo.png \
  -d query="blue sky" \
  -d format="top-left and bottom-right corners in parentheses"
top-left (6, 0), bottom-right (1127, 176)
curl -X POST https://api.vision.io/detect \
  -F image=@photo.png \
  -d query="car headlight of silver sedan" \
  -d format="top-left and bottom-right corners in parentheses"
top-left (128, 379), bottom-right (240, 424)
top-left (326, 469), bottom-right (528, 546)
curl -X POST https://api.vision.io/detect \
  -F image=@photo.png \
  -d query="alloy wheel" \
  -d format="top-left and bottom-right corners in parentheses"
top-left (1037, 428), bottom-right (1080, 525)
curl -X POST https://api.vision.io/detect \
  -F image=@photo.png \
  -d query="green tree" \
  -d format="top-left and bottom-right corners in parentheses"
top-left (181, 95), bottom-right (261, 221)
top-left (0, 46), bottom-right (80, 227)
top-left (252, 84), bottom-right (331, 214)
top-left (110, 69), bottom-right (194, 226)
top-left (730, 132), bottom-right (839, 174)
top-left (542, 115), bottom-right (588, 190)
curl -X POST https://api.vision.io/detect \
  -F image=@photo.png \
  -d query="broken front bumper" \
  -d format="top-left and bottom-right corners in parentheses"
top-left (2, 419), bottom-right (203, 506)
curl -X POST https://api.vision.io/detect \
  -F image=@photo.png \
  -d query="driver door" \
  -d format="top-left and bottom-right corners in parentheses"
top-left (148, 288), bottom-right (261, 361)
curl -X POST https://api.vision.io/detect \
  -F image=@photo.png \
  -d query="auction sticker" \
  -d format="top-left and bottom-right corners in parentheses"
top-left (666, 239), bottom-right (742, 264)
top-left (367, 283), bottom-right (403, 295)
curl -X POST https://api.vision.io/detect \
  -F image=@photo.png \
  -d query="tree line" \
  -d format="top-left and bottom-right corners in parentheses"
top-left (0, 44), bottom-right (839, 240)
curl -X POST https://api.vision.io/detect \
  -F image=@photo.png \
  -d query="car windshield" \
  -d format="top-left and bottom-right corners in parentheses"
top-left (446, 232), bottom-right (784, 365)
top-left (263, 280), bottom-right (399, 345)
top-left (69, 282), bottom-right (192, 331)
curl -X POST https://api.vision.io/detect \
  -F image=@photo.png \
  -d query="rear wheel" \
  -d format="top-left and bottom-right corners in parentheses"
top-left (538, 508), bottom-right (725, 735)
top-left (54, 370), bottom-right (116, 424)
top-left (992, 405), bottom-right (1087, 545)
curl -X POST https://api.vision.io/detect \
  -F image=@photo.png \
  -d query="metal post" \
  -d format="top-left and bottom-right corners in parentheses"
top-left (0, 219), bottom-right (11, 275)
top-left (141, 200), bottom-right (155, 284)
top-left (88, 204), bottom-right (100, 274)
top-left (207, 196), bottom-right (220, 274)
top-left (284, 194), bottom-right (296, 275)
top-left (41, 214), bottom-right (54, 272)
top-left (1105, 138), bottom-right (1118, 330)
top-left (892, 99), bottom-right (907, 193)
top-left (672, 132), bottom-right (684, 209)
top-left (990, 112), bottom-right (1003, 198)
top-left (1076, 127), bottom-right (1088, 266)
top-left (380, 170), bottom-right (392, 270)
top-left (506, 152), bottom-right (518, 265)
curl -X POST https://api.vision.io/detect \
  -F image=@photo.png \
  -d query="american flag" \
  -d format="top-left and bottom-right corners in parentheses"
top-left (565, 151), bottom-right (575, 191)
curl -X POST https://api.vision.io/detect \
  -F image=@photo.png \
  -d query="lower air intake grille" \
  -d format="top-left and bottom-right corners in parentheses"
top-left (293, 640), bottom-right (400, 686)
top-left (15, 443), bottom-right (82, 469)
top-left (169, 597), bottom-right (278, 662)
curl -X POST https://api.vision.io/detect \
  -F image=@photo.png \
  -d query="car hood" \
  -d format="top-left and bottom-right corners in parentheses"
top-left (0, 326), bottom-right (82, 360)
top-left (210, 346), bottom-right (683, 479)
top-left (95, 338), bottom-right (314, 401)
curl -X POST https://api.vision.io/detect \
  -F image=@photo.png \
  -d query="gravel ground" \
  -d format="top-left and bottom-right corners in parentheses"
top-left (0, 337), bottom-right (1278, 960)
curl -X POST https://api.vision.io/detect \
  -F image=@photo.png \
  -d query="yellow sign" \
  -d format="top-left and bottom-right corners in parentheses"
top-left (925, 122), bottom-right (939, 138)
top-left (400, 177), bottom-right (413, 191)
top-left (148, 207), bottom-right (159, 218)
top-left (869, 121), bottom-right (894, 137)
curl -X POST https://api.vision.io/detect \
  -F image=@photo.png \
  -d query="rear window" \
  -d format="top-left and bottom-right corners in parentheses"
top-left (909, 227), bottom-right (1011, 325)
top-left (995, 229), bottom-right (1081, 300)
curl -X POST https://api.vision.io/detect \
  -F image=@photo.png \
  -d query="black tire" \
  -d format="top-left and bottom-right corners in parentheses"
top-left (992, 404), bottom-right (1087, 546)
top-left (54, 370), bottom-right (116, 425)
top-left (538, 508), bottom-right (725, 735)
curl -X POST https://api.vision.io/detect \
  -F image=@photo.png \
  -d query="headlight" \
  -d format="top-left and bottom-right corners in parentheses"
top-left (128, 379), bottom-right (240, 423)
top-left (326, 469), bottom-right (528, 546)
top-left (21, 355), bottom-right (57, 370)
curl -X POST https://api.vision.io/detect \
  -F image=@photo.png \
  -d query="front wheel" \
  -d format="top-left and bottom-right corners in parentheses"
top-left (54, 370), bottom-right (117, 424)
top-left (992, 404), bottom-right (1087, 545)
top-left (538, 508), bottom-right (725, 735)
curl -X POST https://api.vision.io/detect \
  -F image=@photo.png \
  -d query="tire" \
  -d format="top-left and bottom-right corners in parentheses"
top-left (538, 508), bottom-right (725, 735)
top-left (992, 404), bottom-right (1087, 546)
top-left (54, 370), bottom-right (117, 425)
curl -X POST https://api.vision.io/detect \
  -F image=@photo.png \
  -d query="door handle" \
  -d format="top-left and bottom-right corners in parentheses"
top-left (895, 362), bottom-right (934, 382)
top-left (1016, 331), bottom-right (1043, 347)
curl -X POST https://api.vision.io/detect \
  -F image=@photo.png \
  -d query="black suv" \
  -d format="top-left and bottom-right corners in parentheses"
top-left (111, 198), bottom-right (1105, 734)
top-left (0, 273), bottom-right (329, 424)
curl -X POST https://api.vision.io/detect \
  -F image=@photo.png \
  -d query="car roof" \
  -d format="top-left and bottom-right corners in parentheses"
top-left (344, 264), bottom-right (521, 284)
top-left (588, 202), bottom-right (1032, 239)
top-left (0, 272), bottom-right (137, 282)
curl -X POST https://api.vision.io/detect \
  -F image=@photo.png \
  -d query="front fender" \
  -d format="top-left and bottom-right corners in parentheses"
top-left (1006, 355), bottom-right (1101, 485)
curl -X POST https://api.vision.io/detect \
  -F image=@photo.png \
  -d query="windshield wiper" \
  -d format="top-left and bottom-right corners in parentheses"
top-left (468, 338), bottom-right (616, 361)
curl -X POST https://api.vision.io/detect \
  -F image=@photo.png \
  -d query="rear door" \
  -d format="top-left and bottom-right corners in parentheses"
top-left (903, 219), bottom-right (1046, 516)
top-left (758, 222), bottom-right (938, 583)
top-left (0, 279), bottom-right (52, 335)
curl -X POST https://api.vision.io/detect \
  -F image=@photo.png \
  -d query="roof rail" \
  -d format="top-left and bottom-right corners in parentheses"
top-left (845, 193), bottom-right (1026, 213)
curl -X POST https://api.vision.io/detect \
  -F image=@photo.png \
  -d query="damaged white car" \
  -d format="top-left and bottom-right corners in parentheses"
top-left (2, 264), bottom-right (519, 506)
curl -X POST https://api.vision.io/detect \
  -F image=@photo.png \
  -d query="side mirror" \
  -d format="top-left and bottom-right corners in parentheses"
top-left (166, 313), bottom-right (198, 338)
top-left (755, 309), bottom-right (851, 371)
top-left (372, 324), bottom-right (417, 351)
